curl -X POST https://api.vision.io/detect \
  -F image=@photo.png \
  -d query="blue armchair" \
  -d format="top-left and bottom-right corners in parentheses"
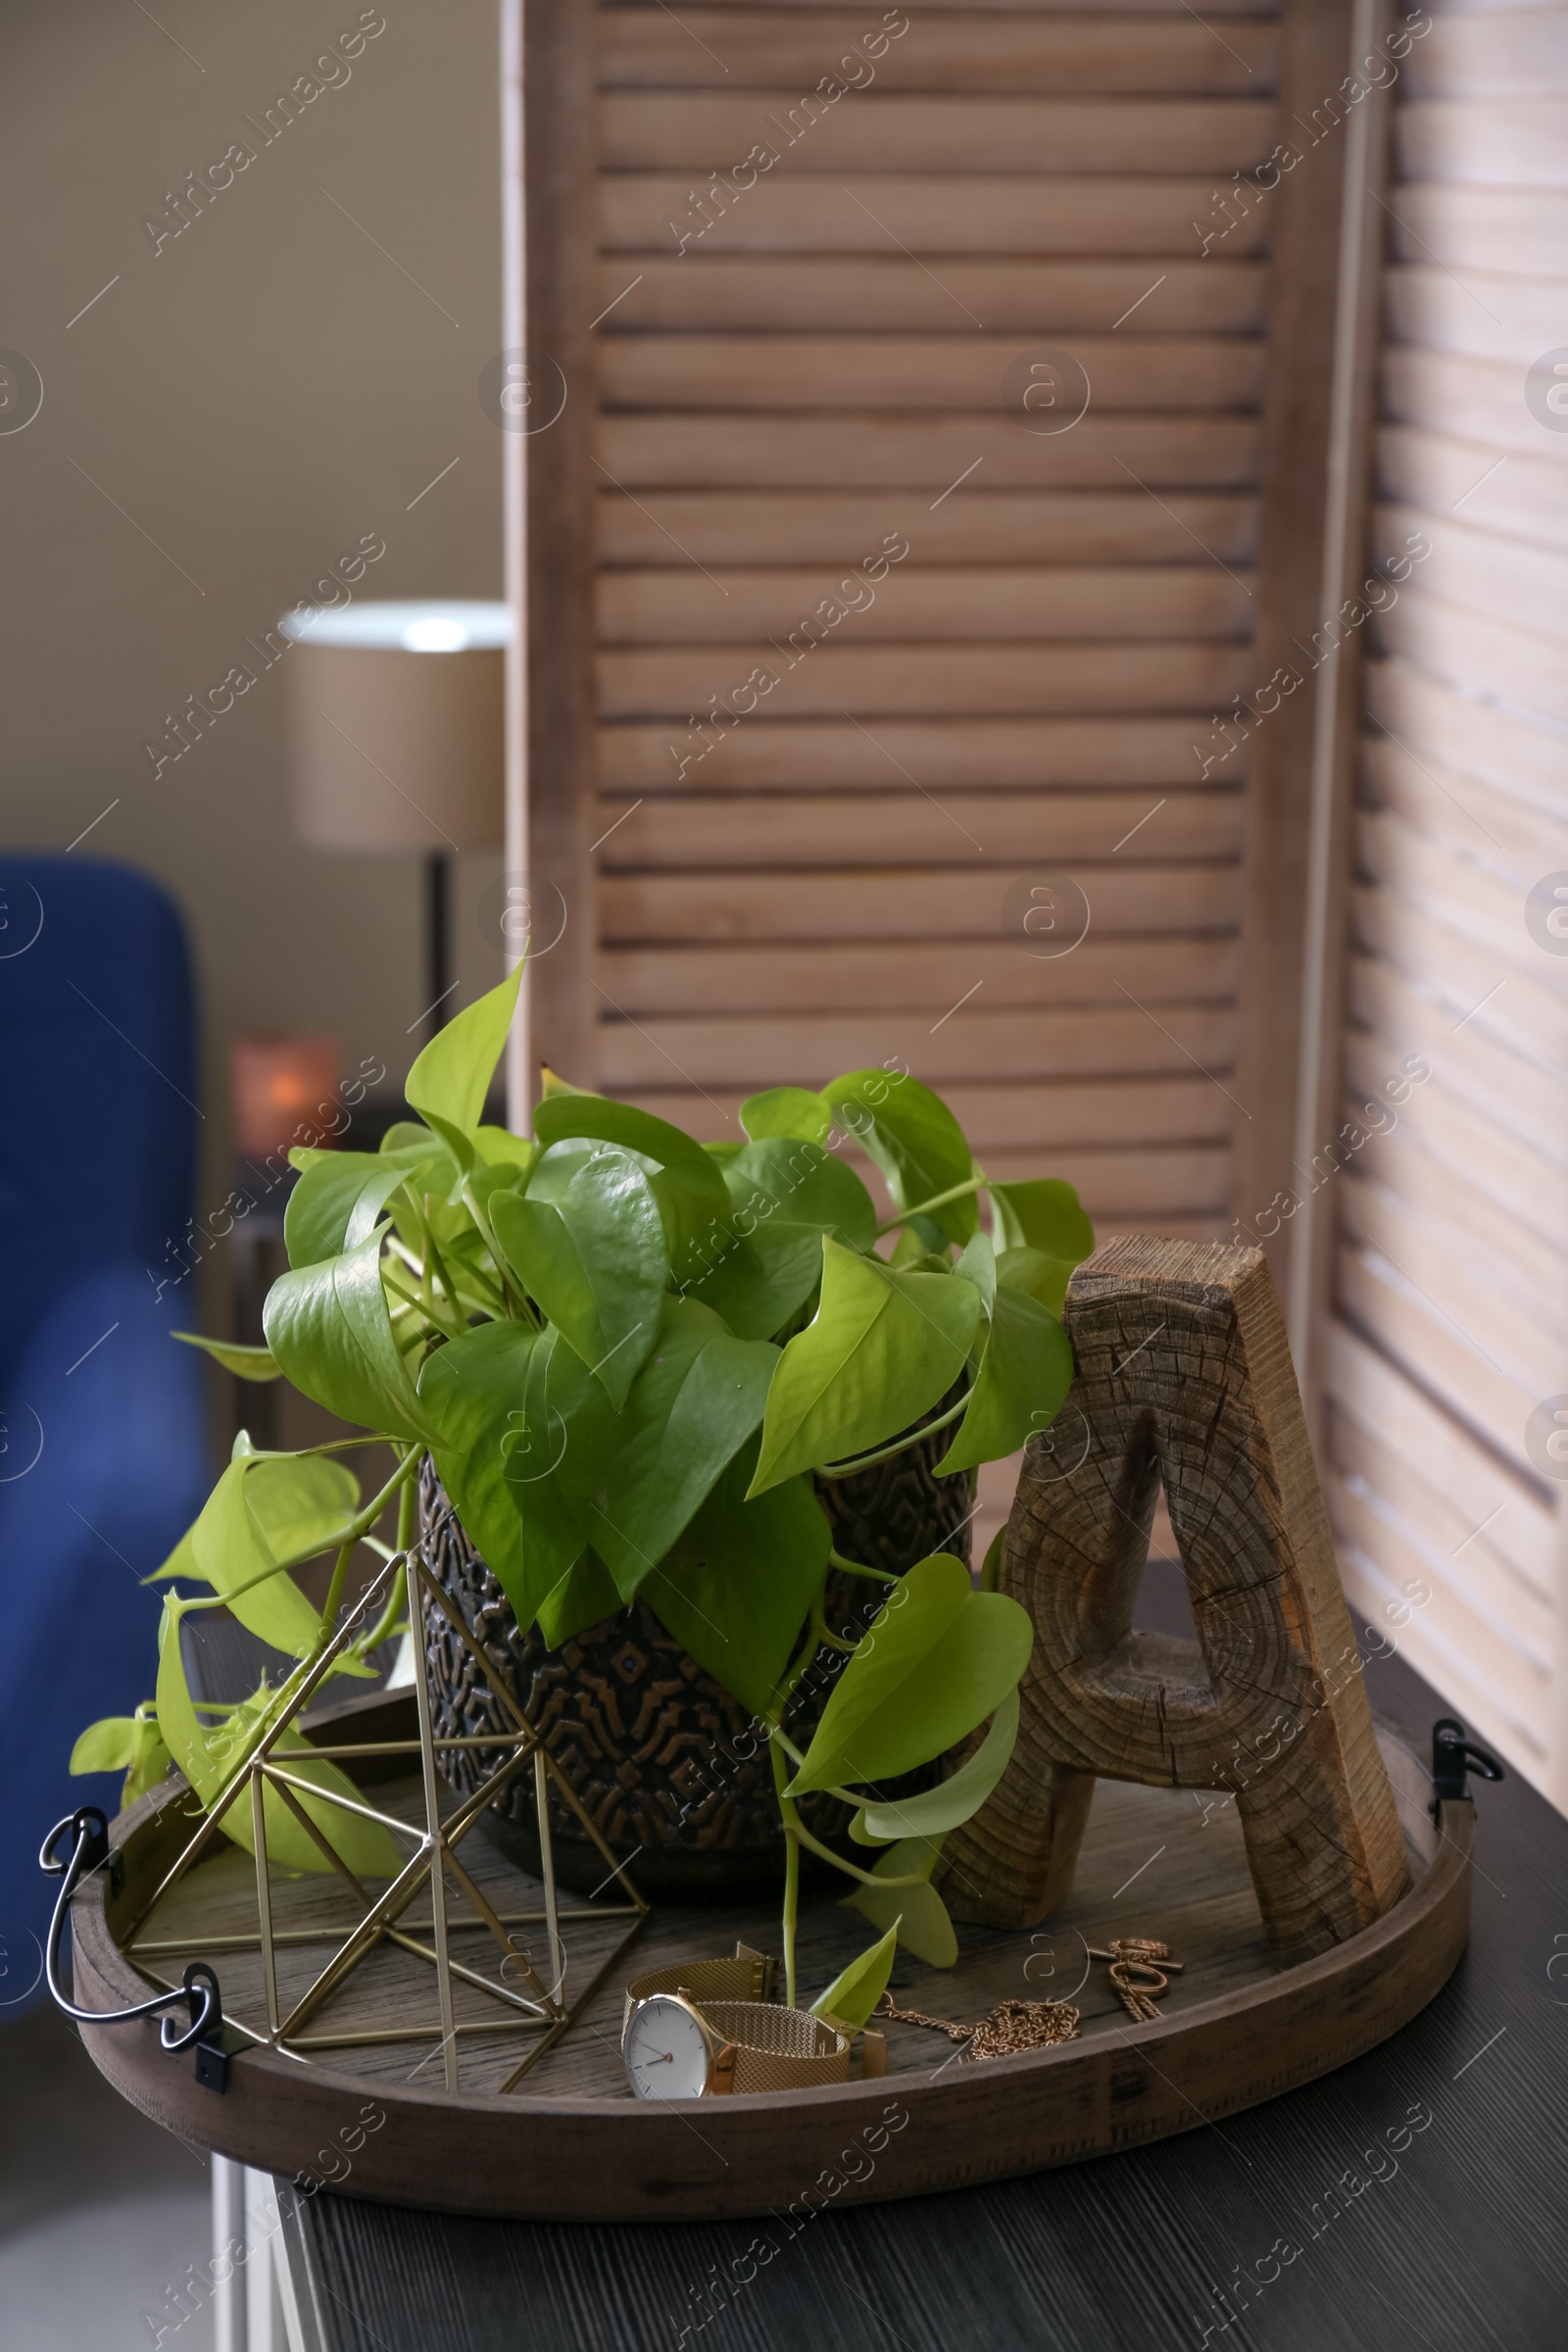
top-left (0, 856), bottom-right (210, 2002)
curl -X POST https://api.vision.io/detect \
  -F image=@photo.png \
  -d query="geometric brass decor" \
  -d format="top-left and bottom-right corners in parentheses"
top-left (121, 1546), bottom-right (649, 2091)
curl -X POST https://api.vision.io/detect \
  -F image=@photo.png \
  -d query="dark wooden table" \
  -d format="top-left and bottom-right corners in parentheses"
top-left (277, 1635), bottom-right (1565, 2352)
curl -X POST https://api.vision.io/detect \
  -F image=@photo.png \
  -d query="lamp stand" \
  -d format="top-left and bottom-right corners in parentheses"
top-left (425, 851), bottom-right (452, 1038)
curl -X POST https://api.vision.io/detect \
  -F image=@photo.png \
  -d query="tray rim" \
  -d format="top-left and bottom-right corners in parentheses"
top-left (68, 1724), bottom-right (1471, 2223)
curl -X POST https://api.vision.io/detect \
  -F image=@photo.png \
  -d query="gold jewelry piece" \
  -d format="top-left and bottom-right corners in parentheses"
top-left (1087, 1936), bottom-right (1183, 2023)
top-left (874, 1991), bottom-right (1080, 2059)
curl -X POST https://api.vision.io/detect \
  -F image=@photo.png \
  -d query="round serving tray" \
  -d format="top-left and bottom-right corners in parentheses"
top-left (69, 1716), bottom-right (1469, 2224)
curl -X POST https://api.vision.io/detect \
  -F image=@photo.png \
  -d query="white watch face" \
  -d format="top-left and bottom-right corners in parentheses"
top-left (624, 1995), bottom-right (712, 2100)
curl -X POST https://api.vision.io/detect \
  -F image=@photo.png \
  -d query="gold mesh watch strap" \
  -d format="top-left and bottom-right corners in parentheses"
top-left (698, 2000), bottom-right (851, 2095)
top-left (621, 1944), bottom-right (777, 2036)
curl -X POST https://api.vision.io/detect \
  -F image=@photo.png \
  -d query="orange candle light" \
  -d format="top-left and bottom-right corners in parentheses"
top-left (230, 1033), bottom-right (342, 1162)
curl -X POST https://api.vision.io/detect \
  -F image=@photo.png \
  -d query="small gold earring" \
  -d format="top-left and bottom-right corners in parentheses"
top-left (1087, 1936), bottom-right (1183, 2023)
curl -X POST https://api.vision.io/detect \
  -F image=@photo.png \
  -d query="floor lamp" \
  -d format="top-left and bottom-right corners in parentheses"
top-left (279, 600), bottom-right (510, 1038)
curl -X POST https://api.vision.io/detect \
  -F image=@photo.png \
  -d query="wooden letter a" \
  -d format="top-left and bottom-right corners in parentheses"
top-left (940, 1239), bottom-right (1411, 1966)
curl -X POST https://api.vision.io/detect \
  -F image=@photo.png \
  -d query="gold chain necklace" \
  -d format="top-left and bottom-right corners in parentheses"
top-left (873, 1933), bottom-right (1183, 2052)
top-left (873, 1991), bottom-right (1080, 2058)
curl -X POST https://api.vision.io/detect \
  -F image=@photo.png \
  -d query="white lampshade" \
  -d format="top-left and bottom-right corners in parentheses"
top-left (279, 600), bottom-right (510, 854)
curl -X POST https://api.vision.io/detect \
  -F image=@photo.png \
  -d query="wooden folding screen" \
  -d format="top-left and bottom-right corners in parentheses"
top-left (1316, 5), bottom-right (1568, 1805)
top-left (516, 0), bottom-right (1347, 1243)
top-left (511, 4), bottom-right (1568, 1765)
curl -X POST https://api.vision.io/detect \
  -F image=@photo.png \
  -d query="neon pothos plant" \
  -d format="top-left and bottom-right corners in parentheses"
top-left (76, 967), bottom-right (1093, 2020)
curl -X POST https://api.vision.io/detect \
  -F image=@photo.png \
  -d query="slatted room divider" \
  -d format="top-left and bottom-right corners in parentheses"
top-left (519, 0), bottom-right (1322, 1243)
top-left (1318, 3), bottom-right (1568, 1806)
top-left (514, 5), bottom-right (1568, 1741)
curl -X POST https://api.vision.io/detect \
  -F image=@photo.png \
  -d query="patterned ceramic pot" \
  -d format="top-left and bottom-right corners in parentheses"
top-left (419, 1409), bottom-right (975, 1902)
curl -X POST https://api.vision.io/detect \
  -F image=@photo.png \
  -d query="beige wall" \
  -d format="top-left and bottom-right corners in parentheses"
top-left (0, 0), bottom-right (505, 1199)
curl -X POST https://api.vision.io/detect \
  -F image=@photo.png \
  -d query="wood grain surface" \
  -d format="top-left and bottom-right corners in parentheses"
top-left (600, 96), bottom-right (1278, 175)
top-left (589, 787), bottom-right (1243, 865)
top-left (943, 1239), bottom-right (1411, 1961)
top-left (596, 565), bottom-right (1255, 640)
top-left (597, 13), bottom-right (1279, 92)
top-left (594, 495), bottom-right (1259, 570)
top-left (595, 338), bottom-right (1265, 415)
top-left (599, 175), bottom-right (1274, 257)
top-left (595, 939), bottom-right (1239, 1017)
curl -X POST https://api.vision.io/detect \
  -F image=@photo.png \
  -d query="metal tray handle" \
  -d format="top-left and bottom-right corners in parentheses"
top-left (39, 1806), bottom-right (229, 2091)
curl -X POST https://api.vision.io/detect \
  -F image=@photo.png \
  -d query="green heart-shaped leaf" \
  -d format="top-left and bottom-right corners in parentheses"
top-left (70, 1717), bottom-right (137, 1774)
top-left (474, 1125), bottom-right (538, 1172)
top-left (687, 1219), bottom-right (825, 1342)
top-left (749, 1239), bottom-right (981, 1494)
top-left (531, 1092), bottom-right (723, 1188)
top-left (552, 1297), bottom-right (778, 1600)
top-left (416, 1107), bottom-right (479, 1178)
top-left (122, 1710), bottom-right (173, 1803)
top-left (72, 1711), bottom-right (173, 1806)
top-left (723, 1138), bottom-right (877, 1253)
top-left (466, 1159), bottom-right (530, 1230)
top-left (953, 1230), bottom-right (997, 1312)
top-left (645, 1443), bottom-right (830, 1716)
top-left (530, 1094), bottom-right (735, 1286)
top-left (858, 1687), bottom-right (1019, 1842)
top-left (822, 1069), bottom-right (978, 1245)
top-left (417, 1321), bottom-right (587, 1632)
top-left (284, 1154), bottom-right (416, 1270)
top-left (739, 1086), bottom-right (832, 1146)
top-left (186, 1460), bottom-right (344, 1661)
top-left (989, 1178), bottom-right (1094, 1265)
top-left (844, 1838), bottom-right (957, 1968)
top-left (377, 1121), bottom-right (456, 1163)
top-left (810, 1921), bottom-right (899, 2031)
top-left (996, 1246), bottom-right (1074, 1318)
top-left (649, 1161), bottom-right (737, 1289)
top-left (405, 965), bottom-right (522, 1137)
top-left (243, 1453), bottom-right (362, 1568)
top-left (790, 1552), bottom-right (1031, 1794)
top-left (490, 1146), bottom-right (667, 1404)
top-left (173, 1332), bottom-right (283, 1383)
top-left (535, 1547), bottom-right (621, 1647)
top-left (264, 1231), bottom-right (444, 1445)
top-left (523, 1140), bottom-right (603, 1202)
top-left (933, 1287), bottom-right (1073, 1475)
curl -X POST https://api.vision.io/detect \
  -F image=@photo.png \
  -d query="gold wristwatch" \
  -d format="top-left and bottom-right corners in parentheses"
top-left (620, 1946), bottom-right (855, 2099)
top-left (619, 1943), bottom-right (779, 2033)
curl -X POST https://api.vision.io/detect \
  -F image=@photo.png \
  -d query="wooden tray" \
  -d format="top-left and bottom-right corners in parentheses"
top-left (70, 1717), bottom-right (1469, 2223)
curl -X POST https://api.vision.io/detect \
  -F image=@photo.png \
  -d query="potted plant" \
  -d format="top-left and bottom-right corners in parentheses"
top-left (78, 967), bottom-right (1092, 2013)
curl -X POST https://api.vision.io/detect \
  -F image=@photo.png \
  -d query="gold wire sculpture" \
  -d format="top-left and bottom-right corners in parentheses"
top-left (120, 1545), bottom-right (649, 2092)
